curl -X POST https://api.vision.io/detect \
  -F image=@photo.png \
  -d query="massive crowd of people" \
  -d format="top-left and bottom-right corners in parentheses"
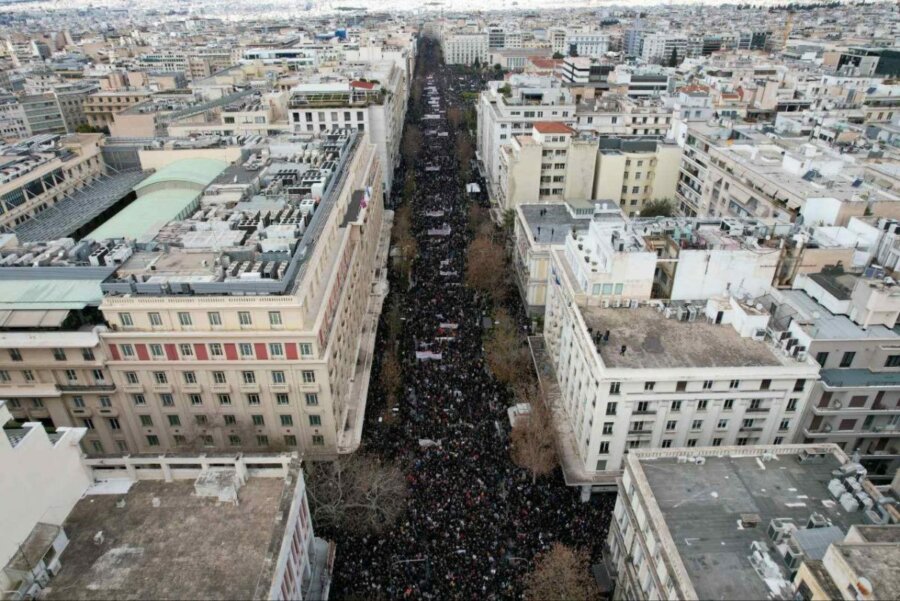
top-left (326, 40), bottom-right (615, 599)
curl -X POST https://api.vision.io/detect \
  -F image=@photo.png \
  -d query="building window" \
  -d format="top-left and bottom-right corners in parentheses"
top-left (148, 344), bottom-right (162, 358)
top-left (840, 352), bottom-right (855, 367)
top-left (302, 370), bottom-right (315, 383)
top-left (272, 371), bottom-right (286, 384)
top-left (195, 415), bottom-right (208, 426)
top-left (702, 380), bottom-right (713, 390)
top-left (92, 369), bottom-right (106, 381)
top-left (268, 311), bottom-right (282, 326)
top-left (644, 381), bottom-right (655, 391)
top-left (602, 422), bottom-right (614, 435)
top-left (208, 312), bottom-right (222, 326)
top-left (269, 343), bottom-right (284, 358)
top-left (121, 344), bottom-right (135, 358)
top-left (609, 382), bottom-right (620, 394)
top-left (691, 420), bottom-right (703, 431)
top-left (223, 414), bottom-right (236, 425)
top-left (125, 371), bottom-right (139, 384)
top-left (661, 439), bottom-right (672, 448)
top-left (712, 438), bottom-right (722, 447)
top-left (779, 419), bottom-right (790, 431)
top-left (676, 381), bottom-right (687, 391)
top-left (815, 352), bottom-right (829, 367)
top-left (300, 343), bottom-right (313, 357)
top-left (247, 394), bottom-right (260, 405)
top-left (723, 399), bottom-right (733, 411)
top-left (100, 396), bottom-right (112, 408)
top-left (256, 435), bottom-right (269, 446)
top-left (177, 312), bottom-right (192, 327)
top-left (276, 393), bottom-right (290, 405)
top-left (312, 435), bottom-right (325, 446)
top-left (228, 435), bottom-right (241, 446)
top-left (599, 441), bottom-right (610, 454)
top-left (280, 415), bottom-right (294, 427)
top-left (687, 439), bottom-right (697, 448)
top-left (160, 394), bottom-right (174, 407)
top-left (729, 380), bottom-right (739, 389)
top-left (884, 355), bottom-right (900, 368)
top-left (65, 369), bottom-right (78, 381)
top-left (8, 348), bottom-right (22, 361)
top-left (697, 400), bottom-right (708, 411)
top-left (239, 343), bottom-right (253, 357)
top-left (133, 394), bottom-right (146, 406)
top-left (149, 312), bottom-right (162, 326)
top-left (179, 344), bottom-right (193, 357)
top-left (787, 399), bottom-right (798, 412)
top-left (218, 394), bottom-right (232, 405)
top-left (153, 371), bottom-right (168, 384)
top-left (760, 379), bottom-right (771, 391)
top-left (671, 400), bottom-right (681, 412)
top-left (53, 348), bottom-right (67, 361)
top-left (168, 415), bottom-right (181, 427)
top-left (82, 348), bottom-right (95, 361)
top-left (238, 311), bottom-right (252, 326)
top-left (284, 435), bottom-right (297, 446)
top-left (637, 401), bottom-right (650, 413)
top-left (120, 313), bottom-right (133, 327)
top-left (146, 435), bottom-right (160, 447)
top-left (140, 415), bottom-right (153, 426)
top-left (252, 414), bottom-right (265, 426)
top-left (32, 399), bottom-right (43, 408)
top-left (190, 394), bottom-right (203, 405)
top-left (108, 417), bottom-right (120, 430)
top-left (717, 419), bottom-right (728, 429)
top-left (309, 415), bottom-right (322, 427)
top-left (606, 402), bottom-right (617, 416)
top-left (666, 420), bottom-right (677, 431)
top-left (0, 370), bottom-right (9, 383)
top-left (305, 393), bottom-right (319, 406)
top-left (242, 371), bottom-right (256, 384)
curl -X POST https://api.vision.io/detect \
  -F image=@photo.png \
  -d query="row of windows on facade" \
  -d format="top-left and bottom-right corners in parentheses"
top-left (84, 432), bottom-right (324, 454)
top-left (607, 378), bottom-right (805, 394)
top-left (292, 110), bottom-right (366, 123)
top-left (595, 414), bottom-right (791, 435)
top-left (596, 435), bottom-right (787, 457)
top-left (128, 389), bottom-right (320, 407)
top-left (81, 411), bottom-right (322, 431)
top-left (120, 309), bottom-right (285, 328)
top-left (578, 116), bottom-right (671, 126)
top-left (600, 397), bottom-right (800, 415)
top-left (131, 368), bottom-right (316, 386)
top-left (118, 341), bottom-right (313, 360)
top-left (0, 367), bottom-right (105, 383)
top-left (817, 350), bottom-right (900, 369)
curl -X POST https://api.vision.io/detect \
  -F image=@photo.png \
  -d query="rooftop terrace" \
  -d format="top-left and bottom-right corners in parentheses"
top-left (582, 306), bottom-right (782, 369)
top-left (44, 478), bottom-right (285, 600)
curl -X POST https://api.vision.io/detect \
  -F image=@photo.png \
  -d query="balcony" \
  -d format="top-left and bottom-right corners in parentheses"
top-left (97, 407), bottom-right (119, 417)
top-left (71, 407), bottom-right (93, 417)
top-left (739, 425), bottom-right (764, 432)
top-left (626, 429), bottom-right (652, 437)
top-left (58, 382), bottom-right (116, 392)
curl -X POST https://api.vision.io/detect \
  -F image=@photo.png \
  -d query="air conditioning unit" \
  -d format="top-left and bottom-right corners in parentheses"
top-left (830, 399), bottom-right (843, 409)
top-left (767, 518), bottom-right (797, 543)
top-left (782, 539), bottom-right (805, 572)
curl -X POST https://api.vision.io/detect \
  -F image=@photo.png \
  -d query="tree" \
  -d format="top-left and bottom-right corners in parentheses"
top-left (640, 199), bottom-right (674, 218)
top-left (524, 543), bottom-right (600, 601)
top-left (552, 52), bottom-right (565, 59)
top-left (484, 308), bottom-right (530, 386)
top-left (498, 83), bottom-right (512, 97)
top-left (401, 124), bottom-right (422, 166)
top-left (392, 199), bottom-right (418, 281)
top-left (447, 106), bottom-right (463, 131)
top-left (465, 235), bottom-right (506, 302)
top-left (510, 383), bottom-right (558, 484)
top-left (668, 47), bottom-right (679, 67)
top-left (305, 454), bottom-right (408, 534)
top-left (380, 350), bottom-right (403, 419)
top-left (456, 133), bottom-right (474, 181)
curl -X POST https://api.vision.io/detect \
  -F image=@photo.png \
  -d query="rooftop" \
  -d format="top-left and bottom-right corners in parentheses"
top-left (832, 539), bottom-right (900, 601)
top-left (519, 203), bottom-right (589, 246)
top-left (44, 478), bottom-right (285, 601)
top-left (582, 306), bottom-right (783, 369)
top-left (636, 450), bottom-right (870, 601)
top-left (533, 121), bottom-right (575, 135)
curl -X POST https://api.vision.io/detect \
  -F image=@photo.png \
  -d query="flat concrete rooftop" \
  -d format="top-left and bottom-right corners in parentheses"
top-left (639, 452), bottom-right (869, 601)
top-left (582, 306), bottom-right (782, 369)
top-left (45, 478), bottom-right (285, 600)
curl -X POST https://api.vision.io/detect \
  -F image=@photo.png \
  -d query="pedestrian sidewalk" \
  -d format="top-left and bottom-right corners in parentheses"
top-left (337, 209), bottom-right (394, 454)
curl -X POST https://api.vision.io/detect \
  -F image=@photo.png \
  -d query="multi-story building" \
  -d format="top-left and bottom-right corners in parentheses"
top-left (0, 408), bottom-right (333, 601)
top-left (83, 90), bottom-right (154, 129)
top-left (542, 254), bottom-right (819, 493)
top-left (0, 129), bottom-right (390, 459)
top-left (19, 94), bottom-right (66, 136)
top-left (476, 76), bottom-right (576, 202)
top-left (606, 66), bottom-right (671, 99)
top-left (0, 133), bottom-right (105, 230)
top-left (496, 122), bottom-right (597, 210)
top-left (564, 32), bottom-right (610, 59)
top-left (573, 95), bottom-right (672, 137)
top-left (607, 444), bottom-right (899, 600)
top-left (593, 137), bottom-right (681, 217)
top-left (763, 269), bottom-right (900, 482)
top-left (0, 95), bottom-right (30, 141)
top-left (289, 63), bottom-right (407, 194)
top-left (641, 33), bottom-right (689, 64)
top-left (441, 31), bottom-right (489, 66)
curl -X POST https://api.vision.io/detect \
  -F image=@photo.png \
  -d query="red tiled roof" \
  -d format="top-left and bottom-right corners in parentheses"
top-left (350, 80), bottom-right (376, 90)
top-left (533, 122), bottom-right (575, 135)
top-left (678, 84), bottom-right (710, 94)
top-left (529, 57), bottom-right (562, 69)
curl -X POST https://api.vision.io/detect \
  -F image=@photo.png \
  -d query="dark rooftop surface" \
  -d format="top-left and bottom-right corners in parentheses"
top-left (809, 271), bottom-right (857, 301)
top-left (639, 453), bottom-right (869, 601)
top-left (45, 479), bottom-right (285, 600)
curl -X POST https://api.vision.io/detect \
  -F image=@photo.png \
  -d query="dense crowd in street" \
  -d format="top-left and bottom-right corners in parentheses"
top-left (327, 39), bottom-right (615, 599)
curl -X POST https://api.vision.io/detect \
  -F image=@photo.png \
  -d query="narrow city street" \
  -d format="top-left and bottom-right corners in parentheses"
top-left (326, 38), bottom-right (615, 599)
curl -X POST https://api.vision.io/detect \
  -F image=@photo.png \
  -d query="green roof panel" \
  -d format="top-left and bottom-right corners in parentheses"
top-left (134, 158), bottom-right (229, 192)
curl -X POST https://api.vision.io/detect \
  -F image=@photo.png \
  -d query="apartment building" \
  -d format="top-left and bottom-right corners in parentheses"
top-left (763, 269), bottom-right (900, 482)
top-left (573, 95), bottom-right (672, 137)
top-left (593, 138), bottom-right (681, 217)
top-left (0, 129), bottom-right (390, 459)
top-left (19, 94), bottom-right (66, 136)
top-left (0, 96), bottom-right (29, 141)
top-left (83, 90), bottom-right (154, 129)
top-left (564, 32), bottom-right (609, 59)
top-left (673, 122), bottom-right (733, 217)
top-left (606, 66), bottom-right (671, 99)
top-left (607, 444), bottom-right (898, 601)
top-left (441, 31), bottom-right (489, 66)
top-left (289, 63), bottom-right (407, 194)
top-left (0, 411), bottom-right (333, 601)
top-left (0, 133), bottom-right (105, 230)
top-left (542, 253), bottom-right (819, 493)
top-left (476, 77), bottom-right (576, 202)
top-left (496, 122), bottom-right (596, 210)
